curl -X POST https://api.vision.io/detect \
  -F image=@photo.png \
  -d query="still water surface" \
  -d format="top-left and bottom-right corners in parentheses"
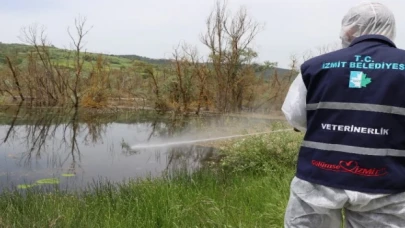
top-left (0, 105), bottom-right (275, 192)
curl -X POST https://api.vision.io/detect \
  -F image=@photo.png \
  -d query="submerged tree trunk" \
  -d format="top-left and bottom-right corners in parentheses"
top-left (6, 56), bottom-right (24, 101)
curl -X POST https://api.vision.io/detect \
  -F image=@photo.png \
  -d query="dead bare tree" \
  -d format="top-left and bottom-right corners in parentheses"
top-left (172, 42), bottom-right (200, 113)
top-left (19, 24), bottom-right (61, 105)
top-left (172, 45), bottom-right (187, 112)
top-left (67, 16), bottom-right (93, 108)
top-left (200, 0), bottom-right (264, 112)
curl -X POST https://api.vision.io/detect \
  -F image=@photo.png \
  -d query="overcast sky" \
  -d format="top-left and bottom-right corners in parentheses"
top-left (1, 0), bottom-right (404, 68)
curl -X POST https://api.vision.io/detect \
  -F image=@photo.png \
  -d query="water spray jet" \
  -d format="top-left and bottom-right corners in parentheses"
top-left (130, 128), bottom-right (293, 150)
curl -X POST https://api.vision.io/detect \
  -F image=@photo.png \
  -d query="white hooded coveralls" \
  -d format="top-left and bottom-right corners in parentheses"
top-left (282, 2), bottom-right (405, 227)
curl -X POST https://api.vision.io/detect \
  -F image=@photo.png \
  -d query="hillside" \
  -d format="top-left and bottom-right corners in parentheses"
top-left (0, 42), bottom-right (144, 71)
top-left (0, 42), bottom-right (295, 79)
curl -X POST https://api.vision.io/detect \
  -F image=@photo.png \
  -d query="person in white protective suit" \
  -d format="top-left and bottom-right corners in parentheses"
top-left (282, 1), bottom-right (405, 228)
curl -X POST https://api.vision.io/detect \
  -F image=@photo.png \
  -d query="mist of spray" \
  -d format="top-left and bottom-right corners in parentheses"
top-left (130, 128), bottom-right (292, 150)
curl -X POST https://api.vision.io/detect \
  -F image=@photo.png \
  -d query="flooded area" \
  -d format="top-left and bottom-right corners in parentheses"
top-left (0, 104), bottom-right (279, 192)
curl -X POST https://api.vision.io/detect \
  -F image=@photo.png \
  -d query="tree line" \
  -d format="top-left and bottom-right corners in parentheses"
top-left (0, 0), bottom-right (301, 114)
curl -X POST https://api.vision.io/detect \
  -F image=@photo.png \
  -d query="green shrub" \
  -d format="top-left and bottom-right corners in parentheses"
top-left (219, 130), bottom-right (303, 174)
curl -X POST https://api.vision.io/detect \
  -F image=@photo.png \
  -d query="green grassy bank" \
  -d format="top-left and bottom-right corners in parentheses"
top-left (0, 129), bottom-right (303, 227)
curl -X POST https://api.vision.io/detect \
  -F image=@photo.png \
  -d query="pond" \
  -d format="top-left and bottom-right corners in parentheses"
top-left (0, 104), bottom-right (279, 192)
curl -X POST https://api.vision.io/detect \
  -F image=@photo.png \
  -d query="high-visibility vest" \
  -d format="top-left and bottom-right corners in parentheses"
top-left (297, 34), bottom-right (405, 194)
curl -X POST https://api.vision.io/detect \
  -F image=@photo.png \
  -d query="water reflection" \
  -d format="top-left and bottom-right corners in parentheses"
top-left (3, 104), bottom-right (84, 174)
top-left (0, 104), bottom-right (219, 192)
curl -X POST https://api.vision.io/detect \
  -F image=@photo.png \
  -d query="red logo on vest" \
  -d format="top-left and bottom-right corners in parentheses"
top-left (311, 160), bottom-right (388, 177)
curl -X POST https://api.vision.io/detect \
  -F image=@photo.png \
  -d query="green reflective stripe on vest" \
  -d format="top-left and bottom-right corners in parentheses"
top-left (302, 141), bottom-right (405, 157)
top-left (306, 102), bottom-right (405, 116)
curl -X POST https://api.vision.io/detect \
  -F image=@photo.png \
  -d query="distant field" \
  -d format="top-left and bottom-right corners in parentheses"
top-left (0, 42), bottom-right (150, 71)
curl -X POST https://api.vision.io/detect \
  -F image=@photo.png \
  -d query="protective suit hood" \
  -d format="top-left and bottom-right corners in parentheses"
top-left (340, 1), bottom-right (396, 48)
